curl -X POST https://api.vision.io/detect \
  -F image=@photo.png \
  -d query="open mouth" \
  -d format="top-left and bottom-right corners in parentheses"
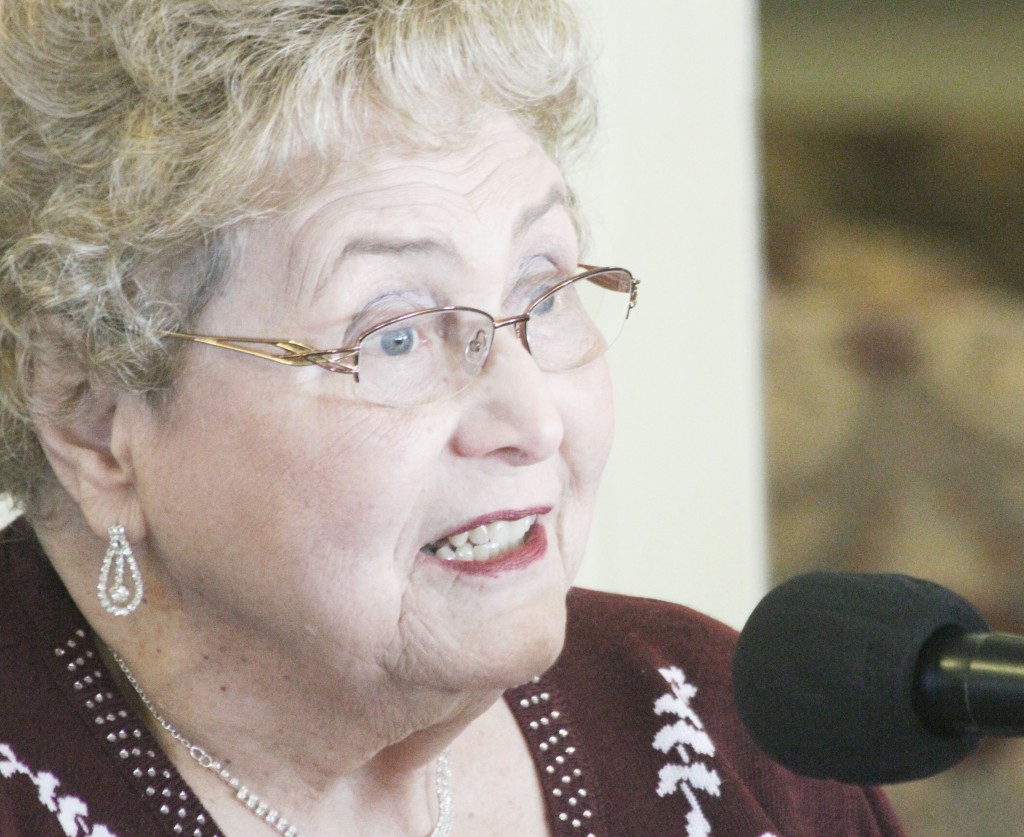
top-left (425, 514), bottom-right (538, 563)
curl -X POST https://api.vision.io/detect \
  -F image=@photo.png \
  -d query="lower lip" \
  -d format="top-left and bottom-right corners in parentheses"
top-left (428, 521), bottom-right (548, 577)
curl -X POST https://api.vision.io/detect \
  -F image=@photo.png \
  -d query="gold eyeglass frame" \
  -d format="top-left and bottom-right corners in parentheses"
top-left (164, 264), bottom-right (638, 383)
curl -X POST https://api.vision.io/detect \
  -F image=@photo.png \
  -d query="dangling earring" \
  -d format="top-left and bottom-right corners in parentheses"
top-left (97, 524), bottom-right (144, 616)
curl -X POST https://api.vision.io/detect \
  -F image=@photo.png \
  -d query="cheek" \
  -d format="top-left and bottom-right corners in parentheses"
top-left (132, 394), bottom-right (456, 657)
top-left (139, 372), bottom-right (443, 574)
top-left (552, 362), bottom-right (613, 583)
top-left (232, 406), bottom-right (437, 548)
top-left (562, 360), bottom-right (615, 486)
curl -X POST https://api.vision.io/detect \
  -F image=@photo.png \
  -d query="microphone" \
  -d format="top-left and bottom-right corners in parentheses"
top-left (731, 571), bottom-right (1024, 784)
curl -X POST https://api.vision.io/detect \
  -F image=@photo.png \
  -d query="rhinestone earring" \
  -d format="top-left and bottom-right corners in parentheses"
top-left (97, 524), bottom-right (144, 616)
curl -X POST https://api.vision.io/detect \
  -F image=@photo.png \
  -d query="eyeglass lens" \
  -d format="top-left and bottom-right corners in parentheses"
top-left (525, 268), bottom-right (632, 372)
top-left (357, 269), bottom-right (633, 407)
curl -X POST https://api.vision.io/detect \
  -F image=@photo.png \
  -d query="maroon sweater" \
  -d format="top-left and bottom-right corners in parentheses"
top-left (0, 520), bottom-right (904, 836)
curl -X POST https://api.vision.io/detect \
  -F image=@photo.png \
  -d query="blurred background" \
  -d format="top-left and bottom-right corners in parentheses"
top-left (762, 1), bottom-right (1024, 834)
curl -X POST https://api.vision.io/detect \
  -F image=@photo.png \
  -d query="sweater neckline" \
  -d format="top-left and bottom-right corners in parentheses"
top-left (46, 612), bottom-right (603, 834)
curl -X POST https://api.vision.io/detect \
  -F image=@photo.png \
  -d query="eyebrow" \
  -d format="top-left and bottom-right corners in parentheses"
top-left (512, 185), bottom-right (569, 241)
top-left (337, 185), bottom-right (570, 261)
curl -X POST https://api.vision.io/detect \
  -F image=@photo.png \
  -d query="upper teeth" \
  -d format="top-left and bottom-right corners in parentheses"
top-left (432, 515), bottom-right (537, 562)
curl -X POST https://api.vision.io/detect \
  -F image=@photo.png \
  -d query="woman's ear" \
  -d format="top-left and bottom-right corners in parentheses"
top-left (27, 311), bottom-right (150, 543)
top-left (35, 385), bottom-right (146, 544)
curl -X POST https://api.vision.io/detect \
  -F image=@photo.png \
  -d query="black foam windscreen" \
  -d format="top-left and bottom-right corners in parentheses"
top-left (731, 571), bottom-right (987, 783)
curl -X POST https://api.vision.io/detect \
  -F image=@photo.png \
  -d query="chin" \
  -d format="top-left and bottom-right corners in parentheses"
top-left (476, 586), bottom-right (570, 689)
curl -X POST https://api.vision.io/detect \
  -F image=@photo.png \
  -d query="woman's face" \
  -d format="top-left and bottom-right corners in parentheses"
top-left (123, 114), bottom-right (614, 697)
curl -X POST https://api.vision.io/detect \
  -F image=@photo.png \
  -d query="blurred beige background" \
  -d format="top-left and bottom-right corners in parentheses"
top-left (762, 2), bottom-right (1024, 835)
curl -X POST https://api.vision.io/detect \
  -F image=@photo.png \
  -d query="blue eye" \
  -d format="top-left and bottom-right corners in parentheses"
top-left (378, 326), bottom-right (415, 356)
top-left (532, 293), bottom-right (557, 316)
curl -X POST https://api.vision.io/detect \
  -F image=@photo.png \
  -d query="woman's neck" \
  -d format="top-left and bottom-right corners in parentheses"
top-left (97, 629), bottom-right (487, 836)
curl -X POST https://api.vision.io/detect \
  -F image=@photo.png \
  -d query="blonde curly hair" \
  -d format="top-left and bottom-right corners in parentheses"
top-left (0, 0), bottom-right (595, 514)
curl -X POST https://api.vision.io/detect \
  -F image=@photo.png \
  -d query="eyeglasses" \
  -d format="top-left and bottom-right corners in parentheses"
top-left (164, 264), bottom-right (638, 408)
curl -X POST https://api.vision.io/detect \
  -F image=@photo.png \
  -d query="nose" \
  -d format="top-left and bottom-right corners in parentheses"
top-left (450, 325), bottom-right (564, 465)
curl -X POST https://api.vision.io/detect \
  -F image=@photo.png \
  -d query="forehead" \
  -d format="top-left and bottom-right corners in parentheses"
top-left (285, 116), bottom-right (569, 241)
top-left (212, 115), bottom-right (578, 323)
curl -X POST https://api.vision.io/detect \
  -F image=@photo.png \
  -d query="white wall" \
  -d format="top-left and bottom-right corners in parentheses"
top-left (572, 1), bottom-right (765, 629)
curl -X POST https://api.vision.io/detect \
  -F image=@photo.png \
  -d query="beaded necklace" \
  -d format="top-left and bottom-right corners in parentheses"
top-left (112, 652), bottom-right (454, 837)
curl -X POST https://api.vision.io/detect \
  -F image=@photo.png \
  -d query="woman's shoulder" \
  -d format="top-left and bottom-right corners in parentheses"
top-left (536, 587), bottom-right (906, 837)
top-left (0, 518), bottom-right (201, 836)
top-left (562, 587), bottom-right (738, 686)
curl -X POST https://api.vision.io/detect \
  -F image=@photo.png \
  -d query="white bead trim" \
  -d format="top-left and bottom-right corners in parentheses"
top-left (509, 679), bottom-right (597, 836)
top-left (54, 629), bottom-right (219, 836)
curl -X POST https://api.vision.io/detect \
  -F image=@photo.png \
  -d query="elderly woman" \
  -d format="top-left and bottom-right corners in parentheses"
top-left (0, 2), bottom-right (903, 836)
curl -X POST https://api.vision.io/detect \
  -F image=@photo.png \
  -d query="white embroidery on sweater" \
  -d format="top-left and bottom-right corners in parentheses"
top-left (0, 742), bottom-right (116, 837)
top-left (652, 666), bottom-right (723, 837)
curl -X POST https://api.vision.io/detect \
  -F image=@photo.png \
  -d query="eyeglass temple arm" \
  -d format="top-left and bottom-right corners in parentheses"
top-left (578, 264), bottom-right (639, 313)
top-left (164, 333), bottom-right (358, 374)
